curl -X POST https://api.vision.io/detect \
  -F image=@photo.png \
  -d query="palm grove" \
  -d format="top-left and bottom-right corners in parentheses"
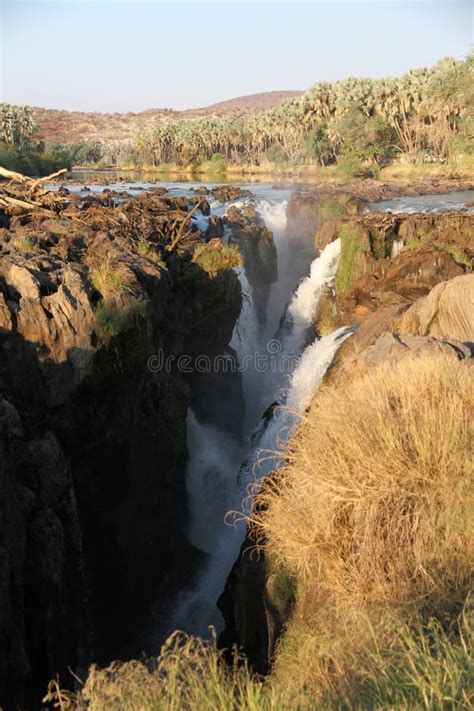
top-left (1, 56), bottom-right (472, 176)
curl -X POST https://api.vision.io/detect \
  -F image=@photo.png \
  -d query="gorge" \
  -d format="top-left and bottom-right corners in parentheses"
top-left (0, 171), bottom-right (473, 709)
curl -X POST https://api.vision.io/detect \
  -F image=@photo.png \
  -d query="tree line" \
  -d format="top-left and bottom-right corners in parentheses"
top-left (131, 56), bottom-right (473, 174)
top-left (1, 55), bottom-right (472, 176)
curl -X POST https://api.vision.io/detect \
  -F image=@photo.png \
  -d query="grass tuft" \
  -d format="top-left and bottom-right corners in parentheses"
top-left (252, 354), bottom-right (473, 702)
top-left (89, 253), bottom-right (135, 298)
top-left (16, 234), bottom-right (38, 252)
top-left (192, 242), bottom-right (243, 278)
top-left (94, 298), bottom-right (147, 345)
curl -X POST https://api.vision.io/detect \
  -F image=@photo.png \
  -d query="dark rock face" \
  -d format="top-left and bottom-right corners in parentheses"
top-left (217, 531), bottom-right (294, 675)
top-left (226, 205), bottom-right (278, 328)
top-left (0, 189), bottom-right (242, 708)
top-left (0, 399), bottom-right (84, 709)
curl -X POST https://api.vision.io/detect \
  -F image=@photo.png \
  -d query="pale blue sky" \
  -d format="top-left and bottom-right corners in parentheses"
top-left (1, 1), bottom-right (472, 112)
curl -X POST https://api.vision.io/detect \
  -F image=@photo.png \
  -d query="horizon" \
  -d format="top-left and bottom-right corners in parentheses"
top-left (1, 0), bottom-right (472, 113)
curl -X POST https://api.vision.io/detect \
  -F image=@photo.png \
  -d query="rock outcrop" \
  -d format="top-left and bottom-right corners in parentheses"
top-left (0, 184), bottom-right (242, 709)
top-left (399, 273), bottom-right (474, 342)
top-left (311, 211), bottom-right (473, 328)
top-left (226, 205), bottom-right (277, 328)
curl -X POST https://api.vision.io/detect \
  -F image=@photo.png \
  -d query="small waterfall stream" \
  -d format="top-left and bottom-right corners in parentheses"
top-left (166, 198), bottom-right (353, 639)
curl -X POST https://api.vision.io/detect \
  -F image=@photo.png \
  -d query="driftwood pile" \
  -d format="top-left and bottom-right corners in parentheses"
top-left (0, 167), bottom-right (205, 254)
top-left (0, 166), bottom-right (69, 215)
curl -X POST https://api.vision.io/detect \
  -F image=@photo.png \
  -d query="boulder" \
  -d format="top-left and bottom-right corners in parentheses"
top-left (357, 332), bottom-right (472, 366)
top-left (399, 274), bottom-right (474, 343)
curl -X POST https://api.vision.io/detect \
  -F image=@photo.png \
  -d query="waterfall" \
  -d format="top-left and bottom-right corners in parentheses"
top-left (164, 198), bottom-right (353, 642)
top-left (170, 325), bottom-right (353, 638)
top-left (287, 326), bottom-right (354, 412)
top-left (286, 238), bottom-right (341, 346)
top-left (261, 238), bottom-right (342, 408)
top-left (242, 326), bottom-right (354, 485)
top-left (391, 237), bottom-right (404, 257)
top-left (255, 198), bottom-right (288, 234)
top-left (185, 411), bottom-right (242, 555)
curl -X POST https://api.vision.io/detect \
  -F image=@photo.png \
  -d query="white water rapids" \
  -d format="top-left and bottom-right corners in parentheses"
top-left (163, 198), bottom-right (353, 639)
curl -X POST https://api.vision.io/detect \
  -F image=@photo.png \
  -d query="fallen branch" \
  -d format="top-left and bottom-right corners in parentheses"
top-left (0, 195), bottom-right (50, 213)
top-left (0, 166), bottom-right (67, 184)
top-left (165, 201), bottom-right (201, 252)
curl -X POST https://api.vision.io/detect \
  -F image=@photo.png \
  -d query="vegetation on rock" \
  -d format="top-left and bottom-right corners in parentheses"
top-left (335, 223), bottom-right (363, 293)
top-left (192, 241), bottom-right (243, 278)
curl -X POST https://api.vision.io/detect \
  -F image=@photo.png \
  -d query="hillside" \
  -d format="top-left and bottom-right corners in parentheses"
top-left (33, 90), bottom-right (302, 145)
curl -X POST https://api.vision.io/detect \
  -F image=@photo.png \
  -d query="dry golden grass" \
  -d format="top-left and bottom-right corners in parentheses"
top-left (44, 632), bottom-right (290, 711)
top-left (251, 354), bottom-right (473, 699)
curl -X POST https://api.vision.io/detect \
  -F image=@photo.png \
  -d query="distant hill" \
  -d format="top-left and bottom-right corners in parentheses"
top-left (34, 91), bottom-right (303, 145)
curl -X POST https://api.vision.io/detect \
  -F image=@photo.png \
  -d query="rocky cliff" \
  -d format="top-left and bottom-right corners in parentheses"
top-left (0, 180), bottom-right (242, 708)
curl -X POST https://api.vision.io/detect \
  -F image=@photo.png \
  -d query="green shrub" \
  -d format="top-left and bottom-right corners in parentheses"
top-left (209, 152), bottom-right (227, 171)
top-left (137, 238), bottom-right (167, 268)
top-left (265, 143), bottom-right (288, 167)
top-left (337, 150), bottom-right (365, 178)
top-left (0, 141), bottom-right (70, 176)
top-left (192, 242), bottom-right (242, 277)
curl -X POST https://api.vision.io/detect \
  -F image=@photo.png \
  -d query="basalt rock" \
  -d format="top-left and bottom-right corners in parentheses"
top-left (206, 215), bottom-right (224, 240)
top-left (207, 185), bottom-right (253, 203)
top-left (356, 331), bottom-right (472, 366)
top-left (218, 538), bottom-right (291, 675)
top-left (226, 205), bottom-right (277, 328)
top-left (0, 186), bottom-right (242, 709)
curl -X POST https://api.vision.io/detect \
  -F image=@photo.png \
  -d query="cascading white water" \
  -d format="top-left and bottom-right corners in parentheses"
top-left (255, 199), bottom-right (288, 234)
top-left (244, 325), bottom-right (354, 484)
top-left (286, 326), bottom-right (354, 412)
top-left (260, 238), bottom-right (342, 409)
top-left (285, 238), bottom-right (341, 348)
top-left (391, 237), bottom-right (404, 258)
top-left (169, 212), bottom-right (352, 638)
top-left (171, 326), bottom-right (353, 637)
